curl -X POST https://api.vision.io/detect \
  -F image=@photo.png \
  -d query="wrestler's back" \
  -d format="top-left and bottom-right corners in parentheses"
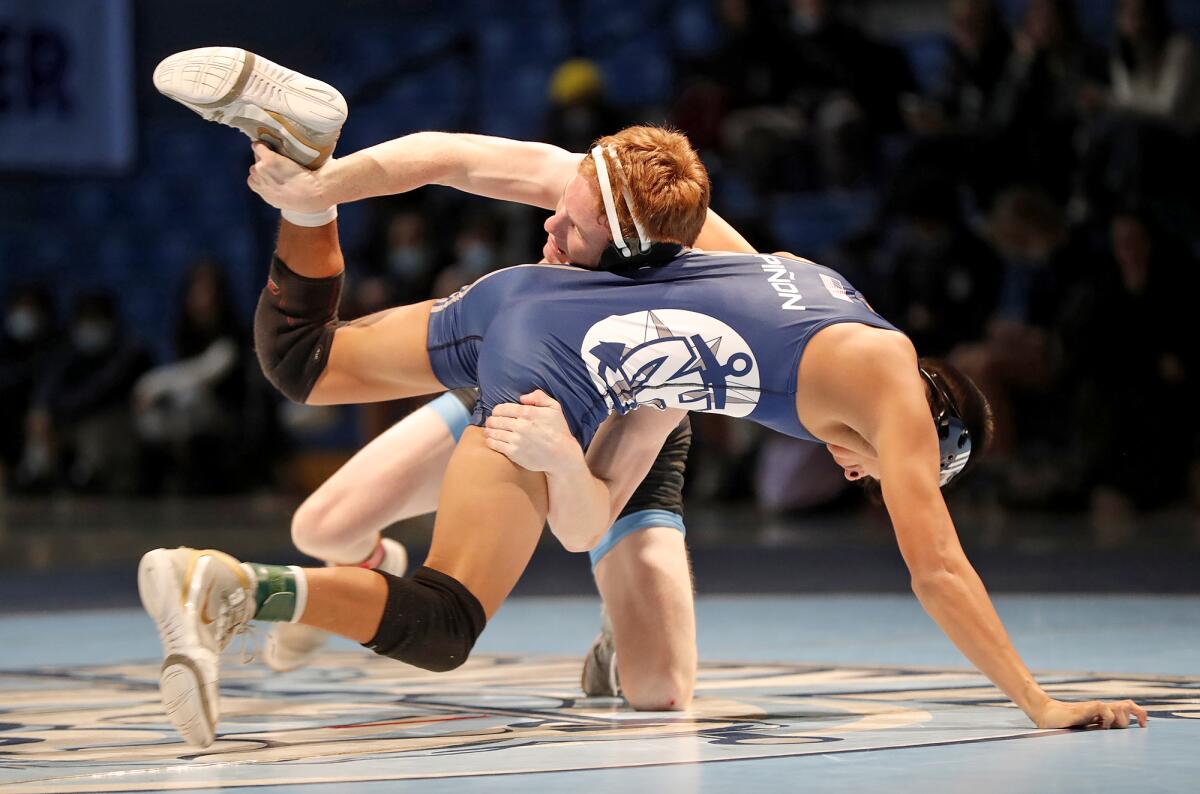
top-left (428, 252), bottom-right (899, 447)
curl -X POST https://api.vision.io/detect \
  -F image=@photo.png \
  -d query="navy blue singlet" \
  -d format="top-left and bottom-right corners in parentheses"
top-left (426, 250), bottom-right (900, 449)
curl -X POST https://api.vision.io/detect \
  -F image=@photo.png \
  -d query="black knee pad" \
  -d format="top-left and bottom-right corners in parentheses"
top-left (365, 566), bottom-right (487, 672)
top-left (253, 255), bottom-right (343, 403)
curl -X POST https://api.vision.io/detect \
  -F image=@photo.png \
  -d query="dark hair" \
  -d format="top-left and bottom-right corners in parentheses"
top-left (918, 356), bottom-right (994, 485)
top-left (859, 356), bottom-right (994, 500)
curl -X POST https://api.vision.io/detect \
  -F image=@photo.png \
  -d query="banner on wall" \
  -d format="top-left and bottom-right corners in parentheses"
top-left (0, 0), bottom-right (135, 172)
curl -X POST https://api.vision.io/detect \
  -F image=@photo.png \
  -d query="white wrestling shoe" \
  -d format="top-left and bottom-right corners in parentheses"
top-left (138, 547), bottom-right (254, 747)
top-left (153, 46), bottom-right (347, 168)
top-left (580, 605), bottom-right (621, 697)
top-left (263, 538), bottom-right (408, 673)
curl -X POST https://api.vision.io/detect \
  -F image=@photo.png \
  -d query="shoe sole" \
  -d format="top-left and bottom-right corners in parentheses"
top-left (138, 549), bottom-right (218, 747)
top-left (153, 46), bottom-right (346, 169)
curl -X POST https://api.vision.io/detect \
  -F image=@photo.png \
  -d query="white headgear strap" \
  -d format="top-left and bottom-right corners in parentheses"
top-left (590, 145), bottom-right (651, 257)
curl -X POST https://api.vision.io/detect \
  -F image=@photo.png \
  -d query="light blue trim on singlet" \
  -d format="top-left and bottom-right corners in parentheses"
top-left (588, 509), bottom-right (686, 569)
top-left (428, 392), bottom-right (472, 442)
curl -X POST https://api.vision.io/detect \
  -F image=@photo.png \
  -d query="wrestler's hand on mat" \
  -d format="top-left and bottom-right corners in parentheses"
top-left (247, 141), bottom-right (332, 213)
top-left (484, 390), bottom-right (580, 473)
top-left (1032, 698), bottom-right (1148, 729)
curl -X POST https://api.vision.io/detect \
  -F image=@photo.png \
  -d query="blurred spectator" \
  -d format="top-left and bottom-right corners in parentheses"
top-left (1077, 0), bottom-right (1200, 219)
top-left (133, 259), bottom-right (257, 494)
top-left (1109, 0), bottom-right (1200, 130)
top-left (18, 291), bottom-right (152, 493)
top-left (356, 208), bottom-right (440, 315)
top-left (902, 0), bottom-right (1012, 142)
top-left (670, 0), bottom-right (791, 151)
top-left (432, 210), bottom-right (504, 297)
top-left (784, 0), bottom-right (918, 186)
top-left (895, 0), bottom-right (1014, 218)
top-left (721, 0), bottom-right (917, 191)
top-left (936, 0), bottom-right (1014, 132)
top-left (989, 0), bottom-right (1108, 201)
top-left (951, 186), bottom-right (1074, 459)
top-left (873, 173), bottom-right (1002, 356)
top-left (0, 285), bottom-right (59, 481)
top-left (384, 210), bottom-right (439, 299)
top-left (1059, 208), bottom-right (1199, 543)
top-left (545, 58), bottom-right (625, 155)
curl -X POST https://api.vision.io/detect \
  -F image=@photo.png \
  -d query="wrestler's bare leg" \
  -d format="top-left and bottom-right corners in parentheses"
top-left (291, 402), bottom-right (455, 563)
top-left (274, 218), bottom-right (443, 404)
top-left (287, 401), bottom-right (700, 705)
top-left (594, 527), bottom-right (697, 710)
top-left (421, 427), bottom-right (548, 617)
top-left (293, 427), bottom-right (545, 638)
top-left (263, 401), bottom-right (457, 671)
top-left (275, 218), bottom-right (343, 278)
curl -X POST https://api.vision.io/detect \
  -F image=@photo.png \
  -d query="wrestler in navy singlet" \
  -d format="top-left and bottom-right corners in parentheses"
top-left (427, 250), bottom-right (899, 449)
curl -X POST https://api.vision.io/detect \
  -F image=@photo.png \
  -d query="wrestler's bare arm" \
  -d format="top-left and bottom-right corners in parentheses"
top-left (841, 338), bottom-right (1146, 730)
top-left (583, 407), bottom-right (687, 525)
top-left (250, 132), bottom-right (757, 255)
top-left (486, 391), bottom-right (685, 551)
top-left (250, 132), bottom-right (580, 213)
top-left (693, 210), bottom-right (755, 253)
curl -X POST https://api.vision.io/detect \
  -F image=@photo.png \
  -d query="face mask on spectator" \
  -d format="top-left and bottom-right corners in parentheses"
top-left (72, 320), bottom-right (114, 354)
top-left (387, 246), bottom-right (430, 279)
top-left (5, 307), bottom-right (43, 342)
top-left (459, 242), bottom-right (495, 277)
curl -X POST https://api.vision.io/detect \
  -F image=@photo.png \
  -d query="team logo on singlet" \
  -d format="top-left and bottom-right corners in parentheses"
top-left (580, 309), bottom-right (760, 416)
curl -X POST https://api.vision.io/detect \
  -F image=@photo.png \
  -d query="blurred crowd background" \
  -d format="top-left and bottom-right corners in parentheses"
top-left (2, 0), bottom-right (1199, 551)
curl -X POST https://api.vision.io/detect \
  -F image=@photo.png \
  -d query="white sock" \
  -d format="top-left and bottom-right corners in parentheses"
top-left (281, 206), bottom-right (337, 227)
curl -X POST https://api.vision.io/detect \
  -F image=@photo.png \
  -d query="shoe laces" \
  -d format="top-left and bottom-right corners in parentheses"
top-left (212, 584), bottom-right (256, 662)
top-left (230, 623), bottom-right (261, 665)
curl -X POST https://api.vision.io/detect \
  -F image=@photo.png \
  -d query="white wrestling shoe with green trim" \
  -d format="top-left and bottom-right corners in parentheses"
top-left (262, 537), bottom-right (408, 673)
top-left (153, 46), bottom-right (347, 169)
top-left (138, 547), bottom-right (254, 747)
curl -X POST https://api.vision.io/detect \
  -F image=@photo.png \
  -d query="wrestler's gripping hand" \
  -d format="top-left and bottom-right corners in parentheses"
top-left (247, 141), bottom-right (333, 213)
top-left (1032, 698), bottom-right (1147, 730)
top-left (483, 390), bottom-right (580, 474)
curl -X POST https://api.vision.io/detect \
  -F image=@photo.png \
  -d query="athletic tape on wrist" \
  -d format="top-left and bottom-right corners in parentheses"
top-left (281, 206), bottom-right (338, 227)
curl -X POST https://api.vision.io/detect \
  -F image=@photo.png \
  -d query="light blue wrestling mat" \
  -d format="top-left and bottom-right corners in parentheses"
top-left (2, 595), bottom-right (1197, 793)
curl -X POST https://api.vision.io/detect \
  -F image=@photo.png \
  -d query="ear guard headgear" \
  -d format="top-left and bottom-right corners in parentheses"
top-left (919, 367), bottom-right (972, 487)
top-left (591, 145), bottom-right (682, 272)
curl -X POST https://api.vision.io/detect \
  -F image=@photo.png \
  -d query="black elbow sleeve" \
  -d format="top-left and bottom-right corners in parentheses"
top-left (253, 255), bottom-right (343, 403)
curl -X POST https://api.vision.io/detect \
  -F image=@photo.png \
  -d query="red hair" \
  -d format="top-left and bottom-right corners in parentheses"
top-left (577, 125), bottom-right (710, 246)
